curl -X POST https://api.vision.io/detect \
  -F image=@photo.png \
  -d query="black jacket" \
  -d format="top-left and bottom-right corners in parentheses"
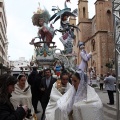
top-left (28, 70), bottom-right (38, 95)
top-left (40, 76), bottom-right (57, 103)
top-left (28, 70), bottom-right (38, 87)
top-left (0, 101), bottom-right (26, 120)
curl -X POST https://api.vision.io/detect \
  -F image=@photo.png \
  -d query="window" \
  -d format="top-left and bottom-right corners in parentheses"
top-left (107, 10), bottom-right (112, 31)
top-left (91, 39), bottom-right (95, 51)
top-left (79, 8), bottom-right (80, 18)
top-left (83, 7), bottom-right (86, 18)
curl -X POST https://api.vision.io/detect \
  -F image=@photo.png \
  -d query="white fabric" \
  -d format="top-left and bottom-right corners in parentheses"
top-left (56, 86), bottom-right (103, 120)
top-left (10, 81), bottom-right (35, 120)
top-left (74, 70), bottom-right (88, 103)
top-left (45, 82), bottom-right (72, 120)
top-left (73, 86), bottom-right (103, 120)
top-left (56, 86), bottom-right (75, 120)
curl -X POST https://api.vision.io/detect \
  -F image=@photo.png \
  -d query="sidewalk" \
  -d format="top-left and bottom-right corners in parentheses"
top-left (95, 88), bottom-right (119, 120)
top-left (95, 87), bottom-right (119, 110)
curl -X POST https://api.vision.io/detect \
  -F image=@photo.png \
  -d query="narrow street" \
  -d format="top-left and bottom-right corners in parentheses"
top-left (35, 87), bottom-right (119, 120)
top-left (95, 88), bottom-right (119, 120)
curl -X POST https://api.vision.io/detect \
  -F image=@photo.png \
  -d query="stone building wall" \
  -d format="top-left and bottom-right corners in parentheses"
top-left (72, 0), bottom-right (115, 74)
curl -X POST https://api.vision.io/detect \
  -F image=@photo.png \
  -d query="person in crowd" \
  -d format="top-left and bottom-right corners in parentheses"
top-left (96, 74), bottom-right (100, 85)
top-left (10, 74), bottom-right (37, 120)
top-left (55, 71), bottom-right (103, 120)
top-left (45, 70), bottom-right (72, 120)
top-left (28, 67), bottom-right (39, 113)
top-left (40, 68), bottom-right (57, 120)
top-left (99, 74), bottom-right (104, 90)
top-left (54, 60), bottom-right (62, 78)
top-left (0, 74), bottom-right (28, 120)
top-left (36, 70), bottom-right (44, 103)
top-left (104, 72), bottom-right (116, 105)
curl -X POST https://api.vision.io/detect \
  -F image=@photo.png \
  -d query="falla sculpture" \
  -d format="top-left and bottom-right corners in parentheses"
top-left (49, 0), bottom-right (79, 54)
top-left (30, 2), bottom-right (56, 67)
top-left (30, 1), bottom-right (78, 70)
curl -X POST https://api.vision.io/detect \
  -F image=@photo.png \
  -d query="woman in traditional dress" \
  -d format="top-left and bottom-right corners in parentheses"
top-left (10, 74), bottom-right (37, 120)
top-left (45, 70), bottom-right (72, 120)
top-left (56, 70), bottom-right (103, 120)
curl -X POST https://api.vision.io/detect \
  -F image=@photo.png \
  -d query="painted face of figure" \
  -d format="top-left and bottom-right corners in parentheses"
top-left (62, 15), bottom-right (69, 21)
top-left (8, 85), bottom-right (15, 94)
top-left (61, 74), bottom-right (69, 86)
top-left (72, 75), bottom-right (80, 90)
top-left (39, 18), bottom-right (44, 26)
top-left (18, 76), bottom-right (26, 89)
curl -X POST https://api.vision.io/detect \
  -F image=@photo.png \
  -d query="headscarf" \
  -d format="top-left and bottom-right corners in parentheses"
top-left (74, 70), bottom-right (88, 103)
top-left (57, 70), bottom-right (88, 117)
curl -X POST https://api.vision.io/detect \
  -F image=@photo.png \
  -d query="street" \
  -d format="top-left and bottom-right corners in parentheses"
top-left (95, 88), bottom-right (119, 120)
top-left (35, 87), bottom-right (119, 120)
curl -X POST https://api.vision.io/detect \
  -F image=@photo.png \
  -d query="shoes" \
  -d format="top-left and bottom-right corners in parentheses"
top-left (35, 110), bottom-right (40, 114)
top-left (107, 103), bottom-right (114, 105)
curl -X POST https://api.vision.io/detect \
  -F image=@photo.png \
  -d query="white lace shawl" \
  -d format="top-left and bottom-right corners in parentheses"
top-left (57, 70), bottom-right (103, 120)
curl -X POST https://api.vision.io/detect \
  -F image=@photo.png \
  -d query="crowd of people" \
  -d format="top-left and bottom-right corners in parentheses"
top-left (0, 40), bottom-right (105, 120)
top-left (0, 39), bottom-right (116, 120)
top-left (0, 66), bottom-right (104, 120)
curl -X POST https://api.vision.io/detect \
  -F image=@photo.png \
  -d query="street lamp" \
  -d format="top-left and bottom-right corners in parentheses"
top-left (112, 0), bottom-right (120, 119)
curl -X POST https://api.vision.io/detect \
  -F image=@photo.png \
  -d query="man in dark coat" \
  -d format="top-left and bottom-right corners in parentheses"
top-left (40, 68), bottom-right (57, 120)
top-left (28, 67), bottom-right (39, 113)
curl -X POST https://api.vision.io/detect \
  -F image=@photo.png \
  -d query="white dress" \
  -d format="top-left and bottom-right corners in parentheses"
top-left (10, 81), bottom-right (36, 120)
top-left (56, 86), bottom-right (103, 120)
top-left (45, 82), bottom-right (72, 120)
top-left (72, 86), bottom-right (103, 120)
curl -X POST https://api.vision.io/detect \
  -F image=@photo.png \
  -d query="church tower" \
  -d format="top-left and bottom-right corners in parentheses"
top-left (94, 0), bottom-right (114, 74)
top-left (78, 0), bottom-right (89, 21)
top-left (77, 0), bottom-right (91, 43)
top-left (95, 0), bottom-right (113, 32)
top-left (73, 0), bottom-right (115, 74)
top-left (74, 0), bottom-right (91, 65)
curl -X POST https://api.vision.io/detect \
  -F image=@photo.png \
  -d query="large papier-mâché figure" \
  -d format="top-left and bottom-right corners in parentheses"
top-left (32, 3), bottom-right (54, 47)
top-left (49, 0), bottom-right (79, 54)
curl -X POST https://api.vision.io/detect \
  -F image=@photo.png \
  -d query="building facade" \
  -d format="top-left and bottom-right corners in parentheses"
top-left (10, 57), bottom-right (31, 77)
top-left (73, 0), bottom-right (115, 75)
top-left (0, 0), bottom-right (8, 74)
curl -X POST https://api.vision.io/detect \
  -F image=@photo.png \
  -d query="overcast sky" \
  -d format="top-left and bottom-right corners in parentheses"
top-left (4, 0), bottom-right (96, 61)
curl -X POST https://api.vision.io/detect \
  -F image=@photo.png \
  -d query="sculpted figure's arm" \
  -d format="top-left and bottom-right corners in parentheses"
top-left (80, 51), bottom-right (92, 62)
